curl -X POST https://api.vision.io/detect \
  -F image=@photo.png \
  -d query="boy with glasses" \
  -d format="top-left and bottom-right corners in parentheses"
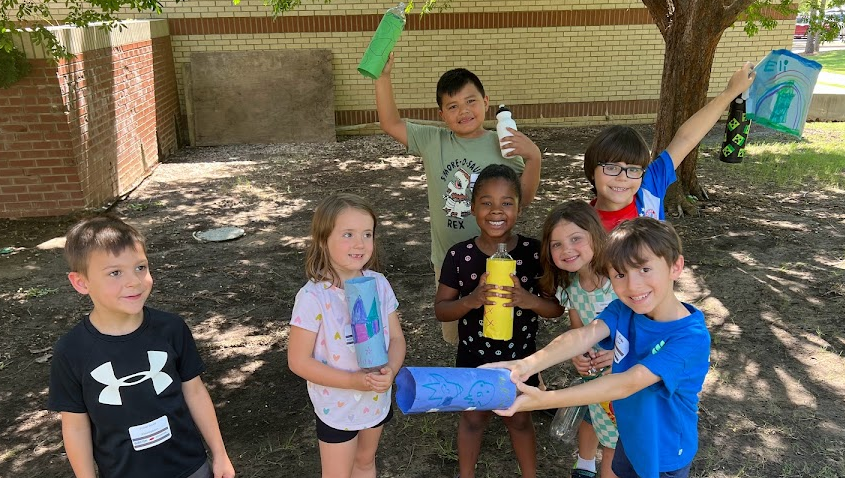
top-left (584, 63), bottom-right (755, 231)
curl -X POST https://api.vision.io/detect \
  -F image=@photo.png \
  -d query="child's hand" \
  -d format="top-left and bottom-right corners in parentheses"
top-left (353, 370), bottom-right (371, 391)
top-left (365, 366), bottom-right (396, 394)
top-left (465, 272), bottom-right (496, 309)
top-left (500, 273), bottom-right (538, 310)
top-left (380, 52), bottom-right (395, 78)
top-left (493, 380), bottom-right (546, 416)
top-left (725, 61), bottom-right (755, 97)
top-left (500, 128), bottom-right (541, 162)
top-left (212, 453), bottom-right (236, 478)
top-left (480, 359), bottom-right (533, 385)
top-left (571, 353), bottom-right (593, 377)
top-left (589, 349), bottom-right (614, 372)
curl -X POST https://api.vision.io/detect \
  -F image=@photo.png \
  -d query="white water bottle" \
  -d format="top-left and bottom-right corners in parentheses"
top-left (496, 105), bottom-right (517, 158)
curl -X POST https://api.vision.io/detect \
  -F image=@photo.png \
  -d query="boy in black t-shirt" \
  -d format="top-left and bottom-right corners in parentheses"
top-left (48, 215), bottom-right (234, 478)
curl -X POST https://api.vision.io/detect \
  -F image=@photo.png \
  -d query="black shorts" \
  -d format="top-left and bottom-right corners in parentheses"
top-left (315, 407), bottom-right (394, 444)
top-left (456, 346), bottom-right (540, 388)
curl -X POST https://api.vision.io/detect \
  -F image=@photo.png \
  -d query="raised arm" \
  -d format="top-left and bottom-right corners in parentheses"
top-left (501, 128), bottom-right (542, 206)
top-left (61, 412), bottom-right (97, 478)
top-left (374, 54), bottom-right (409, 147)
top-left (183, 377), bottom-right (235, 478)
top-left (665, 62), bottom-right (756, 168)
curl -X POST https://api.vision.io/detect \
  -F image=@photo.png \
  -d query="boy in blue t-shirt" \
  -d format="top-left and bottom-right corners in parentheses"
top-left (488, 217), bottom-right (710, 478)
top-left (584, 63), bottom-right (756, 231)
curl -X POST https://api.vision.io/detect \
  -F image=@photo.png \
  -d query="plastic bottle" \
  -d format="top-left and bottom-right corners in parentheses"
top-left (483, 243), bottom-right (516, 340)
top-left (549, 373), bottom-right (603, 442)
top-left (496, 105), bottom-right (517, 158)
top-left (357, 3), bottom-right (407, 80)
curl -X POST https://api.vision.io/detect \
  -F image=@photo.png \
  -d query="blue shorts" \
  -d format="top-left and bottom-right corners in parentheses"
top-left (612, 439), bottom-right (691, 478)
top-left (315, 407), bottom-right (394, 444)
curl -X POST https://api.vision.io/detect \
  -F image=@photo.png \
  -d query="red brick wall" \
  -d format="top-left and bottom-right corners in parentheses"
top-left (0, 61), bottom-right (84, 218)
top-left (0, 36), bottom-right (181, 218)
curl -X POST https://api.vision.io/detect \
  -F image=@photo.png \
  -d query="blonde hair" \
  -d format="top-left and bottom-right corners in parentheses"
top-left (64, 215), bottom-right (147, 274)
top-left (304, 193), bottom-right (381, 284)
top-left (538, 201), bottom-right (608, 300)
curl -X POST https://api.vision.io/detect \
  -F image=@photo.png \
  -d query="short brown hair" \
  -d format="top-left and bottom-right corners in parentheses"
top-left (304, 193), bottom-right (381, 284)
top-left (538, 201), bottom-right (608, 299)
top-left (584, 125), bottom-right (651, 189)
top-left (64, 215), bottom-right (147, 274)
top-left (602, 217), bottom-right (682, 274)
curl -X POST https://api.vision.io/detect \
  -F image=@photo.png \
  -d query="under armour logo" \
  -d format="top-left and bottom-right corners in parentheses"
top-left (90, 351), bottom-right (173, 405)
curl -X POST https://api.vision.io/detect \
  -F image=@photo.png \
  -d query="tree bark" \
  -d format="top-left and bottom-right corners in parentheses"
top-left (642, 0), bottom-right (754, 216)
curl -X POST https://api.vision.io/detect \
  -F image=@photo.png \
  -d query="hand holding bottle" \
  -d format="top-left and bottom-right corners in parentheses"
top-left (465, 272), bottom-right (496, 309)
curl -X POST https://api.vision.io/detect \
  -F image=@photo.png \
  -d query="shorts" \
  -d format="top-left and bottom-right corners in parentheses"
top-left (456, 346), bottom-right (540, 388)
top-left (186, 460), bottom-right (212, 478)
top-left (612, 439), bottom-right (691, 478)
top-left (315, 407), bottom-right (394, 444)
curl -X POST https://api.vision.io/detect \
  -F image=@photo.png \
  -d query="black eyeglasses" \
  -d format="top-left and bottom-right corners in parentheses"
top-left (598, 162), bottom-right (645, 179)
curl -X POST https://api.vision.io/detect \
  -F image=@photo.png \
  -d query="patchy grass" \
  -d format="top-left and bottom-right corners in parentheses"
top-left (718, 123), bottom-right (845, 189)
top-left (812, 50), bottom-right (845, 76)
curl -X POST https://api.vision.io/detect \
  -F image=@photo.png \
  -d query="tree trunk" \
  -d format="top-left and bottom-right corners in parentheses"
top-left (642, 0), bottom-right (754, 216)
top-left (805, 32), bottom-right (817, 54)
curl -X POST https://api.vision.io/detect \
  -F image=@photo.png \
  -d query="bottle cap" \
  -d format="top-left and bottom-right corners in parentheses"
top-left (497, 104), bottom-right (510, 114)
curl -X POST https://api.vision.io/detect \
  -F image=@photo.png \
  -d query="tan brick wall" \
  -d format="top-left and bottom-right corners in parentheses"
top-left (31, 2), bottom-right (795, 132)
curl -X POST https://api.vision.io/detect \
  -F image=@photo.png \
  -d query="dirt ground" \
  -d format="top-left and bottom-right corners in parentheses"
top-left (1, 124), bottom-right (843, 478)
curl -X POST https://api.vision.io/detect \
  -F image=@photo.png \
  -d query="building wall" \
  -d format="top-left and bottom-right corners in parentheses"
top-left (0, 60), bottom-right (85, 218)
top-left (68, 0), bottom-right (794, 133)
top-left (0, 21), bottom-right (181, 217)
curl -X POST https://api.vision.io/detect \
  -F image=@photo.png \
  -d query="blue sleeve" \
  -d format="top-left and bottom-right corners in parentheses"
top-left (597, 299), bottom-right (625, 350)
top-left (641, 150), bottom-right (677, 200)
top-left (639, 327), bottom-right (710, 395)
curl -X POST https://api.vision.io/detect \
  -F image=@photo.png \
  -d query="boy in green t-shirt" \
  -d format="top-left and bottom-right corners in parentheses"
top-left (375, 54), bottom-right (543, 345)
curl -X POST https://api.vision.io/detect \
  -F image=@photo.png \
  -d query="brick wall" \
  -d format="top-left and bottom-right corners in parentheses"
top-left (42, 0), bottom-right (793, 133)
top-left (1, 21), bottom-right (181, 217)
top-left (0, 61), bottom-right (84, 218)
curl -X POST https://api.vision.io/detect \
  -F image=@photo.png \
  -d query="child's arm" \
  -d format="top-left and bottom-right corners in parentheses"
top-left (434, 273), bottom-right (495, 323)
top-left (60, 412), bottom-right (97, 478)
top-left (182, 377), bottom-right (235, 478)
top-left (501, 129), bottom-right (542, 206)
top-left (374, 54), bottom-right (409, 147)
top-left (567, 309), bottom-right (614, 374)
top-left (495, 363), bottom-right (660, 416)
top-left (365, 311), bottom-right (406, 393)
top-left (665, 62), bottom-right (756, 168)
top-left (501, 274), bottom-right (564, 318)
top-left (287, 326), bottom-right (370, 391)
top-left (483, 319), bottom-right (610, 382)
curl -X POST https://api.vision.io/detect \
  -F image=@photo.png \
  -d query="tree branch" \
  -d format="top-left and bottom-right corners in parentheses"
top-left (642, 0), bottom-right (672, 35)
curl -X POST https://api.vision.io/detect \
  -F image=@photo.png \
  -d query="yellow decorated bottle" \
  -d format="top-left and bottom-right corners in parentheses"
top-left (483, 243), bottom-right (516, 341)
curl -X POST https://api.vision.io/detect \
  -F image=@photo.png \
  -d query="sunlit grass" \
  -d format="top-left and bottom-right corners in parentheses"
top-left (719, 123), bottom-right (845, 189)
top-left (812, 50), bottom-right (845, 75)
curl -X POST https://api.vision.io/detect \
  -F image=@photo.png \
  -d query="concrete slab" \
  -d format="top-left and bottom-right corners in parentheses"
top-left (189, 50), bottom-right (335, 145)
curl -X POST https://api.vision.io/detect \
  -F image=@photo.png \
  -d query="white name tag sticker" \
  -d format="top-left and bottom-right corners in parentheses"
top-left (613, 333), bottom-right (630, 364)
top-left (129, 415), bottom-right (172, 451)
top-left (593, 299), bottom-right (613, 315)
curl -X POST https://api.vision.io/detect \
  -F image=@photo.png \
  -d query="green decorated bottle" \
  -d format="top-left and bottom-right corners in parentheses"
top-left (357, 3), bottom-right (407, 79)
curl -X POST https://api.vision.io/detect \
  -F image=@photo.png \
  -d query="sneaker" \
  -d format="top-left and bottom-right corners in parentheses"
top-left (571, 468), bottom-right (597, 478)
